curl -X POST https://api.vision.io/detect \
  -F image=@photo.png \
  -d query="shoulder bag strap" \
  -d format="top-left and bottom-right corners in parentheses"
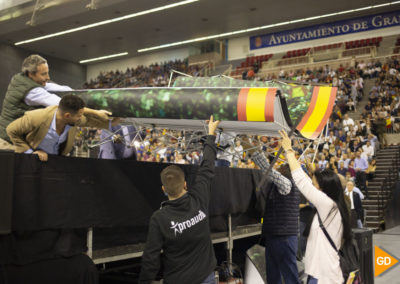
top-left (316, 211), bottom-right (338, 252)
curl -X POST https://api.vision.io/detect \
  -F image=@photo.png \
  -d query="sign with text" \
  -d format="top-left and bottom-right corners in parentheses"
top-left (375, 246), bottom-right (399, 277)
top-left (250, 10), bottom-right (400, 50)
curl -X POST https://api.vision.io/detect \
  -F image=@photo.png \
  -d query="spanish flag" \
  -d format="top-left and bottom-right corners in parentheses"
top-left (237, 88), bottom-right (277, 122)
top-left (296, 86), bottom-right (337, 139)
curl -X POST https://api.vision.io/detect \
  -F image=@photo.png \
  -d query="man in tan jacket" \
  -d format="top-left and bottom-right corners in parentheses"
top-left (7, 94), bottom-right (118, 161)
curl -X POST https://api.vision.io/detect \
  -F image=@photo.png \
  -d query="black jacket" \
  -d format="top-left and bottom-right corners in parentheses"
top-left (262, 182), bottom-right (300, 237)
top-left (139, 135), bottom-right (217, 284)
top-left (352, 191), bottom-right (364, 221)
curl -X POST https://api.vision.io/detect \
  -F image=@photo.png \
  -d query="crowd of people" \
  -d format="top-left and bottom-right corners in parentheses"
top-left (82, 59), bottom-right (203, 88)
top-left (1, 52), bottom-right (399, 284)
top-left (81, 58), bottom-right (399, 171)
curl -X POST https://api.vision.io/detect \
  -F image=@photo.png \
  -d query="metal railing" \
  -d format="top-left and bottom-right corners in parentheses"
top-left (377, 148), bottom-right (400, 221)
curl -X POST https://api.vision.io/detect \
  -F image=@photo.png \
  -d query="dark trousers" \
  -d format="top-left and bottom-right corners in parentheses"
top-left (265, 235), bottom-right (300, 284)
top-left (298, 222), bottom-right (307, 259)
top-left (350, 209), bottom-right (358, 228)
top-left (307, 275), bottom-right (318, 283)
top-left (201, 271), bottom-right (216, 284)
top-left (356, 171), bottom-right (368, 197)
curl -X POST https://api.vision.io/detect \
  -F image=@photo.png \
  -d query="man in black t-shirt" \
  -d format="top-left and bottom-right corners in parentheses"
top-left (139, 116), bottom-right (220, 284)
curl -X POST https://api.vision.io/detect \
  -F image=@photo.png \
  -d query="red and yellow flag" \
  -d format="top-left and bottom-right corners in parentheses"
top-left (237, 88), bottom-right (277, 122)
top-left (296, 86), bottom-right (337, 139)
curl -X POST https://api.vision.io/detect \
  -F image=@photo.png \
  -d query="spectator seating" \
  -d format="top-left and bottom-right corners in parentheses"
top-left (345, 37), bottom-right (382, 49)
top-left (240, 54), bottom-right (273, 68)
top-left (282, 48), bottom-right (311, 58)
top-left (313, 43), bottom-right (342, 52)
top-left (230, 54), bottom-right (273, 76)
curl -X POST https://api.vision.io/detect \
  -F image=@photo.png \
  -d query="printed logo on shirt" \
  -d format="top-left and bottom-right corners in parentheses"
top-left (170, 210), bottom-right (206, 236)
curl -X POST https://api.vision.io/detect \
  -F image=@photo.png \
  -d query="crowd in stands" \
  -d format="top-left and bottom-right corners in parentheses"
top-left (83, 59), bottom-right (199, 88)
top-left (77, 58), bottom-right (400, 196)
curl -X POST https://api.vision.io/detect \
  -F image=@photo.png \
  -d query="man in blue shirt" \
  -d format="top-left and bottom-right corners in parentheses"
top-left (7, 94), bottom-right (118, 162)
top-left (354, 150), bottom-right (368, 199)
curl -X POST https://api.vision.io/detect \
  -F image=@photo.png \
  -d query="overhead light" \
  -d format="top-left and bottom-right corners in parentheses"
top-left (15, 0), bottom-right (199, 46)
top-left (79, 52), bottom-right (128, 64)
top-left (138, 1), bottom-right (400, 53)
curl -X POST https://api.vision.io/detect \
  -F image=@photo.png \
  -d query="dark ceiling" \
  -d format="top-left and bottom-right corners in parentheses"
top-left (0, 0), bottom-right (398, 64)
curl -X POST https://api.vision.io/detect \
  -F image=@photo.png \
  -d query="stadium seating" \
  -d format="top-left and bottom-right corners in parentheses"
top-left (313, 43), bottom-right (342, 52)
top-left (283, 48), bottom-right (311, 58)
top-left (232, 54), bottom-right (273, 75)
top-left (345, 37), bottom-right (382, 49)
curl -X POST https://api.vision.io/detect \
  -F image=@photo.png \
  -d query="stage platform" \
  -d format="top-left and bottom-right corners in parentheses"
top-left (92, 223), bottom-right (262, 264)
top-left (374, 225), bottom-right (400, 284)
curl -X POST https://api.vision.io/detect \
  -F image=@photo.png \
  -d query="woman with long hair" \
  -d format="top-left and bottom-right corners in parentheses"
top-left (336, 148), bottom-right (343, 160)
top-left (279, 130), bottom-right (351, 284)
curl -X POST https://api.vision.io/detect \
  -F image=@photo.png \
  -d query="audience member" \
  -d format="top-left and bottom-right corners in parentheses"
top-left (139, 116), bottom-right (219, 284)
top-left (279, 130), bottom-right (351, 284)
top-left (7, 94), bottom-right (117, 162)
top-left (345, 181), bottom-right (364, 228)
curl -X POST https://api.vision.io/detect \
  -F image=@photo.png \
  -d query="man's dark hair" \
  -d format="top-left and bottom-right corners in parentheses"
top-left (160, 165), bottom-right (185, 197)
top-left (59, 94), bottom-right (85, 114)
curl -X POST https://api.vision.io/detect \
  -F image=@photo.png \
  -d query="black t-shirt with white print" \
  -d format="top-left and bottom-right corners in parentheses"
top-left (139, 135), bottom-right (217, 284)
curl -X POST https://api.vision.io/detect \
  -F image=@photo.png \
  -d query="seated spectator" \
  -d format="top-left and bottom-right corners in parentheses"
top-left (339, 153), bottom-right (351, 168)
top-left (346, 98), bottom-right (356, 111)
top-left (362, 141), bottom-right (374, 161)
top-left (328, 144), bottom-right (336, 157)
top-left (317, 154), bottom-right (328, 170)
top-left (335, 148), bottom-right (343, 160)
top-left (347, 160), bottom-right (356, 177)
top-left (337, 130), bottom-right (347, 142)
top-left (366, 159), bottom-right (377, 183)
top-left (338, 160), bottom-right (347, 176)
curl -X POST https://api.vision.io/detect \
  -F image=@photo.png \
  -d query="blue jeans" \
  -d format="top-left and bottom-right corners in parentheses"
top-left (201, 271), bottom-right (216, 284)
top-left (215, 159), bottom-right (230, 167)
top-left (307, 275), bottom-right (318, 283)
top-left (298, 221), bottom-right (307, 259)
top-left (265, 235), bottom-right (300, 284)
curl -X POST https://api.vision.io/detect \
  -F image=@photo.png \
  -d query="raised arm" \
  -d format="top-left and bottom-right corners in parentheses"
top-left (190, 116), bottom-right (219, 205)
top-left (251, 151), bottom-right (291, 195)
top-left (279, 130), bottom-right (334, 218)
top-left (24, 87), bottom-right (61, 106)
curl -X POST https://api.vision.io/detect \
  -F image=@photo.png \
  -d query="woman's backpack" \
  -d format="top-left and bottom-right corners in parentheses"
top-left (316, 212), bottom-right (362, 284)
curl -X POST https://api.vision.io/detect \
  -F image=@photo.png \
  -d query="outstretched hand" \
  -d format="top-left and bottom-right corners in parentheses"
top-left (84, 108), bottom-right (112, 121)
top-left (278, 130), bottom-right (293, 152)
top-left (207, 115), bottom-right (220, 136)
top-left (96, 109), bottom-right (112, 120)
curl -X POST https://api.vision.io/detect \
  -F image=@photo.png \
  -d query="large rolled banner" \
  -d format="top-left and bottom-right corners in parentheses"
top-left (58, 80), bottom-right (336, 139)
